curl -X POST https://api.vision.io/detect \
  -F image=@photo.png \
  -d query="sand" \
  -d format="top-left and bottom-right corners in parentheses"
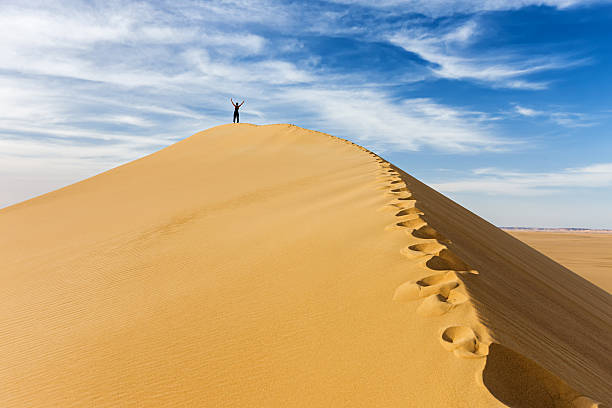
top-left (507, 230), bottom-right (612, 293)
top-left (1, 124), bottom-right (610, 407)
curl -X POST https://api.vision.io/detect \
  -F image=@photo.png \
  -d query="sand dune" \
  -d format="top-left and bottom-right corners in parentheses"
top-left (1, 124), bottom-right (610, 407)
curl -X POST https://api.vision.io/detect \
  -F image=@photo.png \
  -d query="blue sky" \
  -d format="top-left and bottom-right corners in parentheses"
top-left (1, 0), bottom-right (611, 228)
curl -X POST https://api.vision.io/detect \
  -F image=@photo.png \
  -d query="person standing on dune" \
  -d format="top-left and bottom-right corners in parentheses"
top-left (231, 98), bottom-right (244, 123)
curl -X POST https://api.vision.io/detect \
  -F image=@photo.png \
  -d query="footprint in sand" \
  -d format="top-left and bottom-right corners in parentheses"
top-left (399, 231), bottom-right (476, 274)
top-left (426, 249), bottom-right (472, 271)
top-left (440, 326), bottom-right (488, 359)
top-left (395, 208), bottom-right (424, 217)
top-left (411, 224), bottom-right (449, 242)
top-left (377, 181), bottom-right (405, 191)
top-left (386, 216), bottom-right (427, 231)
top-left (387, 191), bottom-right (413, 199)
top-left (377, 175), bottom-right (401, 180)
top-left (380, 202), bottom-right (418, 213)
top-left (377, 175), bottom-right (401, 181)
top-left (393, 271), bottom-right (459, 302)
top-left (417, 290), bottom-right (468, 316)
top-left (390, 186), bottom-right (410, 194)
top-left (380, 179), bottom-right (402, 185)
top-left (400, 242), bottom-right (447, 258)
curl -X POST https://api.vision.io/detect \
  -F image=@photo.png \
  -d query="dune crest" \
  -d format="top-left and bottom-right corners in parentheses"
top-left (371, 153), bottom-right (610, 407)
top-left (1, 124), bottom-right (610, 407)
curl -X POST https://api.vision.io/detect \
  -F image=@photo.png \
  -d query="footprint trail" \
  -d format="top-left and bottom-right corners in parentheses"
top-left (371, 154), bottom-right (488, 360)
top-left (323, 132), bottom-right (490, 360)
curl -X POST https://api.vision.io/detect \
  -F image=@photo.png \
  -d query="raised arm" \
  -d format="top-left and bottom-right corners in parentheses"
top-left (238, 101), bottom-right (244, 107)
top-left (231, 98), bottom-right (236, 107)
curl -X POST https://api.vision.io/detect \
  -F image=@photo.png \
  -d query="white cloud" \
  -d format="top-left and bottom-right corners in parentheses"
top-left (106, 115), bottom-right (155, 128)
top-left (0, 1), bottom-right (281, 89)
top-left (389, 20), bottom-right (587, 89)
top-left (513, 104), bottom-right (597, 127)
top-left (327, 0), bottom-right (607, 17)
top-left (0, 2), bottom-right (198, 50)
top-left (549, 112), bottom-right (596, 127)
top-left (200, 33), bottom-right (267, 56)
top-left (432, 163), bottom-right (612, 195)
top-left (275, 88), bottom-right (512, 152)
top-left (515, 105), bottom-right (543, 117)
top-left (171, 0), bottom-right (293, 25)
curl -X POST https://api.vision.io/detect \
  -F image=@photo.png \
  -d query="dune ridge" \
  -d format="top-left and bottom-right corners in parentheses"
top-left (1, 124), bottom-right (610, 407)
top-left (352, 142), bottom-right (610, 406)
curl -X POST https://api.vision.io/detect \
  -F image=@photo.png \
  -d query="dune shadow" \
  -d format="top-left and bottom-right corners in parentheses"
top-left (483, 344), bottom-right (586, 408)
top-left (425, 249), bottom-right (471, 271)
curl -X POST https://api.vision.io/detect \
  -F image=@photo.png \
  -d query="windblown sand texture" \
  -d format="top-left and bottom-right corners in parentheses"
top-left (1, 124), bottom-right (610, 407)
top-left (507, 230), bottom-right (612, 293)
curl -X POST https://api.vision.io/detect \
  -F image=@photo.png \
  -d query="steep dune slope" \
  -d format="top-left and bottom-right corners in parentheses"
top-left (393, 168), bottom-right (612, 407)
top-left (1, 124), bottom-right (610, 407)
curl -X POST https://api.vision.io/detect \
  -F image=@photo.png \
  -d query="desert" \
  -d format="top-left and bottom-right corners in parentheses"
top-left (1, 124), bottom-right (610, 407)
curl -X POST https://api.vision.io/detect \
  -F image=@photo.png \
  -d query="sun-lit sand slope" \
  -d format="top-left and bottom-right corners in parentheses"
top-left (1, 124), bottom-right (610, 407)
top-left (506, 230), bottom-right (612, 293)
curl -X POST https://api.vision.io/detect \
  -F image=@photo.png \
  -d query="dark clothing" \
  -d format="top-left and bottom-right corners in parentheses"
top-left (232, 100), bottom-right (243, 123)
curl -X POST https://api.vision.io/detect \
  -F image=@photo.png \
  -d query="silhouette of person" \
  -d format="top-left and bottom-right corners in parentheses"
top-left (231, 98), bottom-right (244, 123)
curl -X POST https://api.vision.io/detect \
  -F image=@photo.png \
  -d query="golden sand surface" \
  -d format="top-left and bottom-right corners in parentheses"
top-left (507, 231), bottom-right (612, 293)
top-left (1, 124), bottom-right (610, 407)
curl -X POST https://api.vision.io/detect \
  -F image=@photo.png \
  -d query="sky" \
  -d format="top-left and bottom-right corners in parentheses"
top-left (1, 0), bottom-right (611, 228)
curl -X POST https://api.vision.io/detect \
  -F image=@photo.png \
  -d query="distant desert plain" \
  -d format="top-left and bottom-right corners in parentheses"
top-left (506, 229), bottom-right (612, 294)
top-left (1, 124), bottom-right (610, 407)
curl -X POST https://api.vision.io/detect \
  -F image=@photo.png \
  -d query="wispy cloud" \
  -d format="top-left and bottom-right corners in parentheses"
top-left (389, 20), bottom-right (588, 89)
top-left (513, 104), bottom-right (598, 127)
top-left (514, 105), bottom-right (543, 117)
top-left (275, 88), bottom-right (512, 152)
top-left (432, 163), bottom-right (612, 195)
top-left (327, 0), bottom-right (607, 17)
